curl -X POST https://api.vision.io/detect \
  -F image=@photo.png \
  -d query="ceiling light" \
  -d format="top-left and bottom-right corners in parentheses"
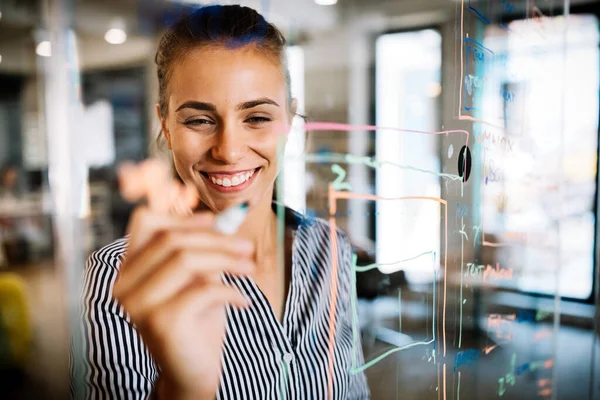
top-left (315, 0), bottom-right (337, 5)
top-left (36, 41), bottom-right (51, 57)
top-left (105, 28), bottom-right (127, 45)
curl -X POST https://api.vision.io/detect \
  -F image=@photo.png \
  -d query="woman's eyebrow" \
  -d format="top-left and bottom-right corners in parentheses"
top-left (236, 98), bottom-right (279, 111)
top-left (175, 101), bottom-right (217, 112)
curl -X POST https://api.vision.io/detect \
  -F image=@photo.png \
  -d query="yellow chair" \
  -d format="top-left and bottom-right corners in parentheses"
top-left (0, 273), bottom-right (31, 369)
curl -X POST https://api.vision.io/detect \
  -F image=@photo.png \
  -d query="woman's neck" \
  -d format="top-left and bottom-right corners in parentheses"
top-left (237, 197), bottom-right (278, 274)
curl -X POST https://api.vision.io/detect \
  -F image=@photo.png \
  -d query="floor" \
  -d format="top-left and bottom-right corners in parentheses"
top-left (1, 262), bottom-right (69, 400)
top-left (359, 296), bottom-right (598, 400)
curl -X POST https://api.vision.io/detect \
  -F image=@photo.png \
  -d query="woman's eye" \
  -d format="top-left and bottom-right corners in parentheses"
top-left (246, 116), bottom-right (271, 123)
top-left (184, 119), bottom-right (212, 127)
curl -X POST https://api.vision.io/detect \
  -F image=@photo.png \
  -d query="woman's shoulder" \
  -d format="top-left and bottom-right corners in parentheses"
top-left (276, 202), bottom-right (350, 246)
top-left (291, 210), bottom-right (352, 256)
top-left (299, 215), bottom-right (349, 240)
top-left (86, 235), bottom-right (130, 272)
top-left (82, 237), bottom-right (130, 309)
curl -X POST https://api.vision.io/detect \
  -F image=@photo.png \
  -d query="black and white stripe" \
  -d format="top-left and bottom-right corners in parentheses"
top-left (70, 207), bottom-right (370, 399)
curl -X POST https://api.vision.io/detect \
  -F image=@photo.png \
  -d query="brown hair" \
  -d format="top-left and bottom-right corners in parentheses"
top-left (154, 4), bottom-right (292, 120)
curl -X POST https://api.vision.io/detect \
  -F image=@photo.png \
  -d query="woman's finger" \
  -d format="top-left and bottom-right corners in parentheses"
top-left (115, 230), bottom-right (253, 297)
top-left (120, 159), bottom-right (193, 216)
top-left (144, 284), bottom-right (249, 335)
top-left (142, 159), bottom-right (173, 213)
top-left (125, 209), bottom-right (215, 256)
top-left (169, 183), bottom-right (200, 216)
top-left (118, 162), bottom-right (147, 203)
top-left (117, 251), bottom-right (254, 320)
top-left (182, 182), bottom-right (200, 210)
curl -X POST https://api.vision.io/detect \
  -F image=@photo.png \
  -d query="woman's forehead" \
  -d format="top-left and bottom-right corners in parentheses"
top-left (168, 45), bottom-right (287, 107)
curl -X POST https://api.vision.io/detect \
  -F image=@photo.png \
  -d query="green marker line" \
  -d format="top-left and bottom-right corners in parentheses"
top-left (276, 137), bottom-right (288, 400)
top-left (398, 287), bottom-right (402, 334)
top-left (432, 252), bottom-right (436, 348)
top-left (459, 220), bottom-right (464, 349)
top-left (472, 225), bottom-right (481, 246)
top-left (350, 339), bottom-right (435, 375)
top-left (347, 250), bottom-right (438, 374)
top-left (354, 251), bottom-right (435, 272)
top-left (279, 358), bottom-right (289, 400)
top-left (301, 153), bottom-right (462, 181)
top-left (350, 256), bottom-right (360, 369)
top-left (276, 137), bottom-right (286, 301)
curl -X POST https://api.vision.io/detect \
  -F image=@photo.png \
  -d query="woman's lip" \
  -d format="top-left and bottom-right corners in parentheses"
top-left (203, 168), bottom-right (256, 175)
top-left (201, 167), bottom-right (260, 193)
top-left (202, 168), bottom-right (258, 180)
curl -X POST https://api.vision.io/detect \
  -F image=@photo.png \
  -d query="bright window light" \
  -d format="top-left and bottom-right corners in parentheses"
top-left (315, 0), bottom-right (337, 5)
top-left (375, 29), bottom-right (442, 284)
top-left (282, 46), bottom-right (306, 213)
top-left (482, 14), bottom-right (599, 299)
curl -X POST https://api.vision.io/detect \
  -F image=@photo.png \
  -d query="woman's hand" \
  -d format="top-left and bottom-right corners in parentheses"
top-left (113, 160), bottom-right (254, 399)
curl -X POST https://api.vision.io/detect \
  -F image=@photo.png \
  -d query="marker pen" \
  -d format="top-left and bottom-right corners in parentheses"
top-left (213, 201), bottom-right (250, 235)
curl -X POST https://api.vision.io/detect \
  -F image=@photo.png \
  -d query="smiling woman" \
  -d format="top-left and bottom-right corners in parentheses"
top-left (70, 4), bottom-right (369, 400)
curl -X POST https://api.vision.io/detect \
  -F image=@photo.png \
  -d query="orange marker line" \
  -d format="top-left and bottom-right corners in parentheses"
top-left (459, 0), bottom-right (465, 115)
top-left (457, 115), bottom-right (506, 130)
top-left (484, 344), bottom-right (498, 354)
top-left (326, 184), bottom-right (339, 400)
top-left (443, 363), bottom-right (447, 400)
top-left (443, 200), bottom-right (447, 356)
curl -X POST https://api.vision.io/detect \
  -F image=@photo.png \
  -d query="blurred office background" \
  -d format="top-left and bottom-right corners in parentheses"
top-left (0, 0), bottom-right (599, 399)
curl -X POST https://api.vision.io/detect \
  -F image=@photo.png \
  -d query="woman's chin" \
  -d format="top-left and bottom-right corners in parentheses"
top-left (204, 187), bottom-right (275, 214)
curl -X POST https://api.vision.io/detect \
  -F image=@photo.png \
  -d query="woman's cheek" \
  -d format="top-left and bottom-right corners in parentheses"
top-left (172, 131), bottom-right (203, 161)
top-left (171, 148), bottom-right (196, 180)
top-left (256, 129), bottom-right (282, 157)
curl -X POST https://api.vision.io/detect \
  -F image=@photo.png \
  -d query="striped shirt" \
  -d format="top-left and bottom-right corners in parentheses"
top-left (70, 206), bottom-right (370, 399)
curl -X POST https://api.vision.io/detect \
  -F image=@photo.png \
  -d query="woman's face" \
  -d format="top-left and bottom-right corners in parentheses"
top-left (160, 45), bottom-right (295, 212)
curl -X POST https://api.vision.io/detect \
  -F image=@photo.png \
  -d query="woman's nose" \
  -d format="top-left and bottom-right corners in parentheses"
top-left (210, 126), bottom-right (246, 164)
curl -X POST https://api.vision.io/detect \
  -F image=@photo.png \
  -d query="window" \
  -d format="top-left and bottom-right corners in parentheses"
top-left (482, 14), bottom-right (599, 299)
top-left (375, 29), bottom-right (442, 284)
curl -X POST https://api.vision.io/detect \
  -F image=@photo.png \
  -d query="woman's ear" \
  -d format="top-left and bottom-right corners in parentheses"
top-left (156, 104), bottom-right (172, 150)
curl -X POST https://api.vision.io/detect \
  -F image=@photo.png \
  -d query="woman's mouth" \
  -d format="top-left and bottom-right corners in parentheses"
top-left (200, 168), bottom-right (260, 193)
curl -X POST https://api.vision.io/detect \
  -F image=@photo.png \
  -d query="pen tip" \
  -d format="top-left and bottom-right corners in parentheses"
top-left (240, 201), bottom-right (250, 210)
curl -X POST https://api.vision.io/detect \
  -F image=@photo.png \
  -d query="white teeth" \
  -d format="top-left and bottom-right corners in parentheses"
top-left (208, 169), bottom-right (257, 187)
